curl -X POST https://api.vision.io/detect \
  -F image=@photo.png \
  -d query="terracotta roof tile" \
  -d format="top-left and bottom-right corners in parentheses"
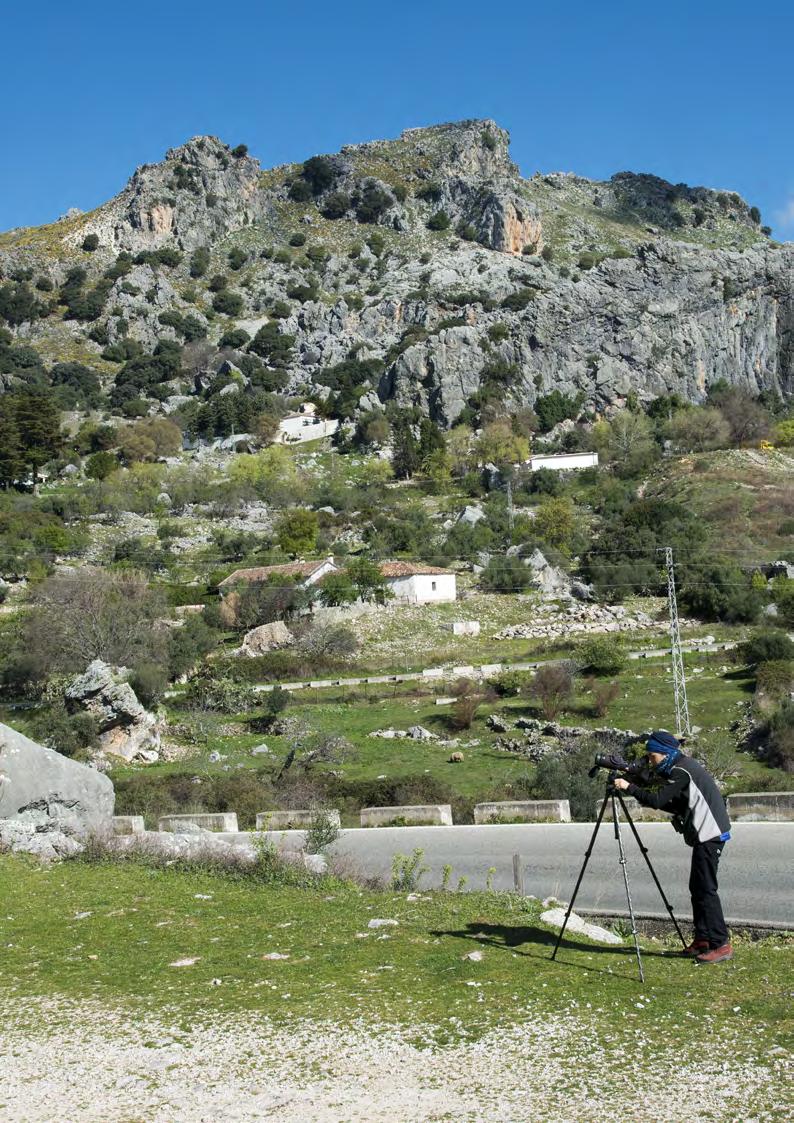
top-left (218, 560), bottom-right (334, 587)
top-left (378, 562), bottom-right (451, 578)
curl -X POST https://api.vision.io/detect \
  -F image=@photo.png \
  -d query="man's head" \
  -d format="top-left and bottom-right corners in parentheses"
top-left (646, 729), bottom-right (681, 771)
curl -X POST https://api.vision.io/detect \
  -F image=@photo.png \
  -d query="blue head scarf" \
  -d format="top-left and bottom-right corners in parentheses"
top-left (647, 730), bottom-right (681, 774)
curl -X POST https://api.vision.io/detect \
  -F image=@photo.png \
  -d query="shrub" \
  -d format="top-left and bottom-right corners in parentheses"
top-left (535, 389), bottom-right (581, 432)
top-left (231, 144), bottom-right (248, 158)
top-left (530, 664), bottom-right (574, 720)
top-left (182, 674), bottom-right (257, 713)
top-left (755, 660), bottom-right (794, 701)
top-left (288, 178), bottom-right (313, 202)
top-left (501, 288), bottom-right (535, 311)
top-left (228, 247), bottom-right (247, 270)
top-left (479, 554), bottom-right (532, 593)
top-left (85, 450), bottom-right (118, 480)
top-left (577, 636), bottom-right (627, 676)
top-left (218, 328), bottom-right (250, 348)
top-left (82, 233), bottom-right (99, 252)
top-left (586, 678), bottom-right (621, 718)
top-left (322, 191), bottom-right (350, 219)
top-left (738, 631), bottom-right (794, 666)
top-left (212, 290), bottom-right (244, 316)
top-left (301, 155), bottom-right (338, 195)
top-left (354, 180), bottom-right (392, 224)
top-left (305, 809), bottom-right (340, 855)
top-left (427, 210), bottom-right (451, 231)
top-left (189, 246), bottom-right (210, 277)
top-left (289, 232), bottom-right (307, 247)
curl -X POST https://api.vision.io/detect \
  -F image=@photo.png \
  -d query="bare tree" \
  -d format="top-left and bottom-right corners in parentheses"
top-left (277, 722), bottom-right (354, 780)
top-left (530, 664), bottom-right (574, 720)
top-left (20, 569), bottom-right (166, 681)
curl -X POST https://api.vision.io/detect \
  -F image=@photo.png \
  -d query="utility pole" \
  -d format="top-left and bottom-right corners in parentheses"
top-left (661, 546), bottom-right (691, 736)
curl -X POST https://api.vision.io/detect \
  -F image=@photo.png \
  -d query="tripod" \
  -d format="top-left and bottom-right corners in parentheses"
top-left (550, 779), bottom-right (687, 981)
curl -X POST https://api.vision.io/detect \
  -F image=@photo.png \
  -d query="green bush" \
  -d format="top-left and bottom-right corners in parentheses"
top-left (479, 555), bottom-right (532, 593)
top-left (289, 232), bottom-right (307, 247)
top-left (82, 233), bottom-right (99, 252)
top-left (212, 290), bottom-right (244, 316)
top-left (218, 328), bottom-right (250, 349)
top-left (182, 673), bottom-right (257, 713)
top-left (738, 631), bottom-right (794, 666)
top-left (228, 247), bottom-right (248, 270)
top-left (427, 210), bottom-right (451, 231)
top-left (231, 144), bottom-right (248, 158)
top-left (577, 635), bottom-right (627, 676)
top-left (189, 246), bottom-right (210, 278)
top-left (501, 288), bottom-right (536, 311)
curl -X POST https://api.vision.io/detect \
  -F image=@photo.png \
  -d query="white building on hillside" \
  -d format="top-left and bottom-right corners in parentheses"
top-left (218, 557), bottom-right (338, 595)
top-left (277, 403), bottom-right (339, 445)
top-left (527, 451), bottom-right (598, 472)
top-left (379, 562), bottom-right (457, 604)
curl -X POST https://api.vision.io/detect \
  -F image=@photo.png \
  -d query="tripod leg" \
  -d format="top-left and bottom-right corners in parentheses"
top-left (612, 796), bottom-right (644, 983)
top-left (551, 792), bottom-right (610, 961)
top-left (616, 793), bottom-right (687, 948)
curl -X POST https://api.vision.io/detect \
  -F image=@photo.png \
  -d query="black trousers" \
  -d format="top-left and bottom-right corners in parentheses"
top-left (689, 839), bottom-right (729, 948)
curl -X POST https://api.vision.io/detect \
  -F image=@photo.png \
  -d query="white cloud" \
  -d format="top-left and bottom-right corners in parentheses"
top-left (774, 195), bottom-right (794, 231)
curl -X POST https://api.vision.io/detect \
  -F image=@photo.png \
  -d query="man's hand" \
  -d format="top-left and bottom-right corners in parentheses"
top-left (613, 778), bottom-right (631, 791)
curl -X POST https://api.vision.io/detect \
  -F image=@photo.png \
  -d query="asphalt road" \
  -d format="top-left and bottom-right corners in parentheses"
top-left (265, 821), bottom-right (794, 926)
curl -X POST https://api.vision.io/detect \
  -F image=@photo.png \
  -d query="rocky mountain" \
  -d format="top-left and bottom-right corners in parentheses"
top-left (1, 119), bottom-right (792, 426)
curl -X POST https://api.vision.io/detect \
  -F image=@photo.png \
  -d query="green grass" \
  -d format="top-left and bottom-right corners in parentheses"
top-left (0, 855), bottom-right (791, 1055)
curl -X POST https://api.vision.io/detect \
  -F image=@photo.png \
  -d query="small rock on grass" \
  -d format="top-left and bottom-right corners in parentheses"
top-left (169, 957), bottom-right (201, 967)
top-left (464, 950), bottom-right (484, 961)
top-left (261, 952), bottom-right (290, 960)
top-left (368, 918), bottom-right (399, 929)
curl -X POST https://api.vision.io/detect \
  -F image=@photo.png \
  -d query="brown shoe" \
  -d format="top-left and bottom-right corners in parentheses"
top-left (680, 939), bottom-right (709, 957)
top-left (695, 943), bottom-right (734, 964)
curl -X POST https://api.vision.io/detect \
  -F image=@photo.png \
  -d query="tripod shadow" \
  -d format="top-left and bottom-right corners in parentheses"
top-left (429, 921), bottom-right (675, 980)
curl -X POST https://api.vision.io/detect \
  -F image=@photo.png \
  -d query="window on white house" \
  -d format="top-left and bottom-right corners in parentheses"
top-left (431, 581), bottom-right (437, 591)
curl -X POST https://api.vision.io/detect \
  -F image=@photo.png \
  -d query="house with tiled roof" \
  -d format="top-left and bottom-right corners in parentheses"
top-left (218, 556), bottom-right (338, 594)
top-left (378, 561), bottom-right (456, 604)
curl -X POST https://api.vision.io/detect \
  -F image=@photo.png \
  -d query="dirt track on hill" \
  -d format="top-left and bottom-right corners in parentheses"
top-left (1, 998), bottom-right (789, 1122)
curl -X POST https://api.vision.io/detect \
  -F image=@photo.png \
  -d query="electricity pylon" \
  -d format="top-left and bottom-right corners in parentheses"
top-left (661, 546), bottom-right (691, 736)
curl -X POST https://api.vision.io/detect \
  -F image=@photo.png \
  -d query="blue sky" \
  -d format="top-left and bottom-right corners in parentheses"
top-left (3, 0), bottom-right (792, 238)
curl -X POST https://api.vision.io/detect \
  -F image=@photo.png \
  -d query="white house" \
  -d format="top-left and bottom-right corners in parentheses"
top-left (277, 403), bottom-right (340, 445)
top-left (527, 451), bottom-right (598, 472)
top-left (218, 557), bottom-right (339, 596)
top-left (379, 562), bottom-right (457, 605)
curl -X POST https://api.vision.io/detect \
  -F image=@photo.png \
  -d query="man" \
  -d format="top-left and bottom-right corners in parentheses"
top-left (613, 729), bottom-right (733, 964)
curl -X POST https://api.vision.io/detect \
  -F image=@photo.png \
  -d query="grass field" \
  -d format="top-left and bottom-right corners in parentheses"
top-left (105, 651), bottom-right (775, 829)
top-left (0, 855), bottom-right (790, 1120)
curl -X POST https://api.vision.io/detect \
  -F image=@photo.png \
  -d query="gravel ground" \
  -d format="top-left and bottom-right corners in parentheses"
top-left (1, 998), bottom-right (790, 1122)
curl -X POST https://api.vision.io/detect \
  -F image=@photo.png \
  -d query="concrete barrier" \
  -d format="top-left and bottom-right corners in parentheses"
top-left (360, 804), bottom-right (453, 827)
top-left (474, 799), bottom-right (571, 824)
top-left (594, 797), bottom-right (668, 822)
top-left (256, 809), bottom-right (341, 831)
top-left (158, 812), bottom-right (239, 833)
top-left (113, 815), bottom-right (145, 835)
top-left (727, 792), bottom-right (794, 821)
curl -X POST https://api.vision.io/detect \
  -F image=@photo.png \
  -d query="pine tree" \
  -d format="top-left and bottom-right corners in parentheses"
top-left (0, 412), bottom-right (24, 487)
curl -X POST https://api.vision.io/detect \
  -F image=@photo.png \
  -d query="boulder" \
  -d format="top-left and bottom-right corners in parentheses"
top-left (239, 620), bottom-right (295, 656)
top-left (0, 722), bottom-right (114, 840)
top-left (65, 660), bottom-right (161, 762)
top-left (457, 504), bottom-right (486, 526)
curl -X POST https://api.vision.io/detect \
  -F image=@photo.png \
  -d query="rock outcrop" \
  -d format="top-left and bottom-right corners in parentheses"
top-left (2, 118), bottom-right (791, 421)
top-left (65, 660), bottom-right (162, 762)
top-left (0, 722), bottom-right (115, 860)
top-left (238, 621), bottom-right (295, 656)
